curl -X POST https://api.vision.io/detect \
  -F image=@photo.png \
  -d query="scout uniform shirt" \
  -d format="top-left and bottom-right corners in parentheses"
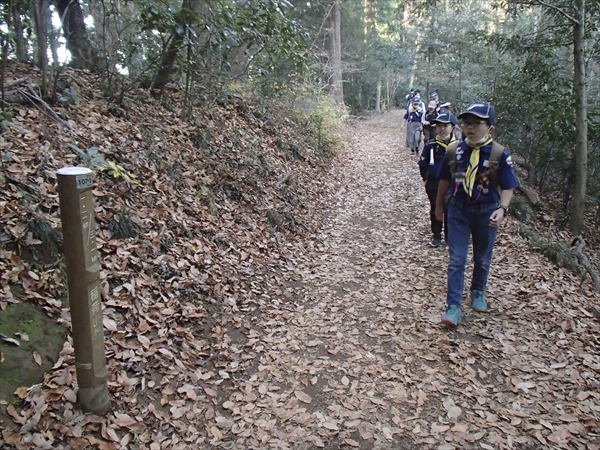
top-left (436, 140), bottom-right (519, 204)
top-left (404, 104), bottom-right (424, 122)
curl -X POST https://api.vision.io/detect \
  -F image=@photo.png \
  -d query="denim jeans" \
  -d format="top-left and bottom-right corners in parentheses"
top-left (446, 201), bottom-right (499, 306)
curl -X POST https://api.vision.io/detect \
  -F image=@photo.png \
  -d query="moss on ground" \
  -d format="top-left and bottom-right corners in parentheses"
top-left (0, 302), bottom-right (66, 427)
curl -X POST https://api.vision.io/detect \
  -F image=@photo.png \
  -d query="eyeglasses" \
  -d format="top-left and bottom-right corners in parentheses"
top-left (461, 120), bottom-right (487, 128)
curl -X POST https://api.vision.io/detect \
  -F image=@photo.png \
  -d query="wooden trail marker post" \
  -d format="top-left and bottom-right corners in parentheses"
top-left (57, 167), bottom-right (111, 415)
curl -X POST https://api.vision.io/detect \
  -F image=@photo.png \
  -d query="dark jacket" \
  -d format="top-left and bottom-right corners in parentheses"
top-left (418, 138), bottom-right (454, 182)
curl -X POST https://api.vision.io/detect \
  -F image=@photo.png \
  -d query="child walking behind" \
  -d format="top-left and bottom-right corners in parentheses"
top-left (418, 110), bottom-right (457, 247)
top-left (422, 100), bottom-right (438, 144)
top-left (434, 102), bottom-right (518, 327)
top-left (404, 98), bottom-right (424, 155)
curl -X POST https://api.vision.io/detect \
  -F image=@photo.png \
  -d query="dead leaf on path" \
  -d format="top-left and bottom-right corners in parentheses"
top-left (559, 414), bottom-right (578, 422)
top-left (204, 387), bottom-right (217, 397)
top-left (1, 334), bottom-right (20, 346)
top-left (295, 390), bottom-right (312, 404)
top-left (210, 426), bottom-right (223, 440)
top-left (114, 412), bottom-right (138, 428)
top-left (447, 406), bottom-right (462, 419)
top-left (15, 332), bottom-right (29, 341)
top-left (431, 423), bottom-right (450, 434)
top-left (344, 419), bottom-right (361, 428)
top-left (63, 389), bottom-right (77, 403)
top-left (451, 423), bottom-right (468, 433)
top-left (322, 422), bottom-right (339, 431)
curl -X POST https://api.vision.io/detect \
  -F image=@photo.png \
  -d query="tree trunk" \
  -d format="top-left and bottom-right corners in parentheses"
top-left (376, 80), bottom-right (381, 113)
top-left (47, 7), bottom-right (60, 66)
top-left (32, 0), bottom-right (48, 97)
top-left (150, 31), bottom-right (185, 99)
top-left (571, 0), bottom-right (587, 235)
top-left (386, 79), bottom-right (390, 112)
top-left (150, 0), bottom-right (196, 99)
top-left (330, 0), bottom-right (343, 105)
top-left (88, 0), bottom-right (121, 75)
top-left (54, 0), bottom-right (96, 70)
top-left (13, 10), bottom-right (29, 62)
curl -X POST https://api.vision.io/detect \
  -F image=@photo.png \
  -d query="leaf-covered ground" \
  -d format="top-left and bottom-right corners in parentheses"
top-left (1, 65), bottom-right (600, 449)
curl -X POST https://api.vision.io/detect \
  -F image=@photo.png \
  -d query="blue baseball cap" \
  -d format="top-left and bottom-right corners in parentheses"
top-left (430, 91), bottom-right (439, 99)
top-left (458, 101), bottom-right (495, 124)
top-left (431, 110), bottom-right (457, 125)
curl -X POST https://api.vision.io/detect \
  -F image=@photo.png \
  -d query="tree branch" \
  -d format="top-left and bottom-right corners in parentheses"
top-left (16, 82), bottom-right (74, 133)
top-left (523, 40), bottom-right (574, 49)
top-left (533, 0), bottom-right (579, 25)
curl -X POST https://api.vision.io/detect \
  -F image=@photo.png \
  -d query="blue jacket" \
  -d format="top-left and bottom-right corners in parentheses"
top-left (436, 140), bottom-right (519, 204)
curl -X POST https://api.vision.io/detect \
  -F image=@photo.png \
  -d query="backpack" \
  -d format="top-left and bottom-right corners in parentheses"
top-left (446, 141), bottom-right (505, 192)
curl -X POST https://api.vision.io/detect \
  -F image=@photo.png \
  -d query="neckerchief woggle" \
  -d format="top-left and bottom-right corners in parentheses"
top-left (463, 134), bottom-right (493, 197)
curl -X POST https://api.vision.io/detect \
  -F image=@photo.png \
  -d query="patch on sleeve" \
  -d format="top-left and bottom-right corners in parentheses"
top-left (506, 155), bottom-right (514, 167)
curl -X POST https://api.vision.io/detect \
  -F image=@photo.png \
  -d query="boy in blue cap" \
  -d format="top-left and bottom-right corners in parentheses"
top-left (434, 101), bottom-right (519, 327)
top-left (418, 109), bottom-right (458, 247)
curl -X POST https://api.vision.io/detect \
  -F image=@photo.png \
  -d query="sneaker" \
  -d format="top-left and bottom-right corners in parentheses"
top-left (431, 235), bottom-right (442, 247)
top-left (441, 304), bottom-right (462, 327)
top-left (471, 290), bottom-right (487, 312)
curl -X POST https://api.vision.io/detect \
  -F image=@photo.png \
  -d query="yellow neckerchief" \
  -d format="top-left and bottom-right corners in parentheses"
top-left (463, 134), bottom-right (493, 197)
top-left (435, 135), bottom-right (456, 149)
top-left (411, 104), bottom-right (419, 113)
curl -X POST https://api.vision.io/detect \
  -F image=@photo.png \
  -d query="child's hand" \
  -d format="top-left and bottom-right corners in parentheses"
top-left (489, 208), bottom-right (505, 228)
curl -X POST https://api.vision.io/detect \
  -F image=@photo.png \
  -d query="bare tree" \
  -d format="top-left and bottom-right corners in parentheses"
top-left (150, 0), bottom-right (198, 99)
top-left (54, 0), bottom-right (96, 70)
top-left (571, 0), bottom-right (587, 236)
top-left (329, 0), bottom-right (343, 104)
top-left (12, 7), bottom-right (29, 62)
top-left (32, 0), bottom-right (48, 97)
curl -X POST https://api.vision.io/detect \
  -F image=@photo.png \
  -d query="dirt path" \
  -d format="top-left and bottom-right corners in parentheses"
top-left (232, 110), bottom-right (600, 449)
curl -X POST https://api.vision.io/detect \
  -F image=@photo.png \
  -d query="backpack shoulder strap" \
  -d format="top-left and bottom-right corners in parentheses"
top-left (489, 141), bottom-right (505, 190)
top-left (446, 141), bottom-right (459, 179)
top-left (490, 141), bottom-right (504, 162)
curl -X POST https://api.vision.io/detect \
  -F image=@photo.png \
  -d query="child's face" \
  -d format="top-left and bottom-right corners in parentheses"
top-left (435, 123), bottom-right (453, 138)
top-left (460, 114), bottom-right (490, 141)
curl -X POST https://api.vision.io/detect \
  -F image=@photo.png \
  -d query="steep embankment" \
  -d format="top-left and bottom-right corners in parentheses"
top-left (0, 64), bottom-right (331, 447)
